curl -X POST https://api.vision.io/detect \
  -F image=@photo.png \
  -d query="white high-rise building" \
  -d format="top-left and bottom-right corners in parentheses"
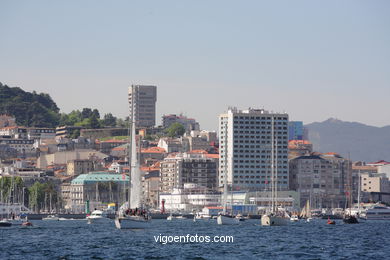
top-left (219, 107), bottom-right (289, 191)
top-left (128, 85), bottom-right (157, 127)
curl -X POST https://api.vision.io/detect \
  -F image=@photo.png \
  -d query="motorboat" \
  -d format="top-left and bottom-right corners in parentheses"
top-left (235, 214), bottom-right (245, 222)
top-left (365, 205), bottom-right (390, 220)
top-left (42, 214), bottom-right (59, 221)
top-left (22, 221), bottom-right (33, 227)
top-left (0, 219), bottom-right (12, 227)
top-left (167, 214), bottom-right (173, 221)
top-left (86, 210), bottom-right (110, 224)
top-left (290, 215), bottom-right (299, 222)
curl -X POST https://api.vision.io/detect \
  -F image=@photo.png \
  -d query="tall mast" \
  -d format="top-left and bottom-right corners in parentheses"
top-left (358, 169), bottom-right (361, 214)
top-left (128, 86), bottom-right (134, 206)
top-left (275, 119), bottom-right (278, 212)
top-left (271, 116), bottom-right (275, 213)
top-left (223, 121), bottom-right (228, 214)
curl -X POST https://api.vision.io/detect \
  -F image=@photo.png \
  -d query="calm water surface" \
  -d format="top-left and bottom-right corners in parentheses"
top-left (1, 218), bottom-right (389, 259)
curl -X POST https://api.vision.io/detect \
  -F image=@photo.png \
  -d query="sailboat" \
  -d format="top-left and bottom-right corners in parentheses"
top-left (217, 122), bottom-right (239, 225)
top-left (343, 158), bottom-right (358, 224)
top-left (261, 117), bottom-right (288, 226)
top-left (115, 87), bottom-right (151, 229)
top-left (299, 200), bottom-right (312, 222)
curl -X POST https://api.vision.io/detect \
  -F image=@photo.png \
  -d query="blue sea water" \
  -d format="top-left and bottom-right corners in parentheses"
top-left (1, 218), bottom-right (389, 260)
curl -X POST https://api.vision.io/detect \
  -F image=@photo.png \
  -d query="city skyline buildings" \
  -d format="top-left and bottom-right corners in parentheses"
top-left (219, 107), bottom-right (289, 191)
top-left (1, 1), bottom-right (389, 131)
top-left (128, 85), bottom-right (157, 128)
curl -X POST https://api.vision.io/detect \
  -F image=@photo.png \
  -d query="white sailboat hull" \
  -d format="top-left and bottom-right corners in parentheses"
top-left (261, 214), bottom-right (288, 226)
top-left (217, 215), bottom-right (240, 225)
top-left (115, 216), bottom-right (150, 229)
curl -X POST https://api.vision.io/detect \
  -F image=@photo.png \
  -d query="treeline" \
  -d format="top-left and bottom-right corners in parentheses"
top-left (0, 82), bottom-right (125, 129)
top-left (59, 108), bottom-right (128, 129)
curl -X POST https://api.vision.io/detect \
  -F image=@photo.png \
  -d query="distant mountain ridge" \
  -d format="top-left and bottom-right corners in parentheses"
top-left (305, 118), bottom-right (390, 162)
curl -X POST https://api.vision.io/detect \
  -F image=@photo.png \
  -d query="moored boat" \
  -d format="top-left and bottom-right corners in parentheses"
top-left (86, 210), bottom-right (110, 224)
top-left (0, 219), bottom-right (12, 227)
top-left (365, 205), bottom-right (390, 220)
top-left (42, 214), bottom-right (59, 221)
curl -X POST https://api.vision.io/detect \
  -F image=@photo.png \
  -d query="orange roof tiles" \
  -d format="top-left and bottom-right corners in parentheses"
top-left (288, 140), bottom-right (312, 145)
top-left (189, 150), bottom-right (208, 154)
top-left (142, 147), bottom-right (166, 153)
top-left (205, 154), bottom-right (219, 159)
top-left (112, 147), bottom-right (126, 151)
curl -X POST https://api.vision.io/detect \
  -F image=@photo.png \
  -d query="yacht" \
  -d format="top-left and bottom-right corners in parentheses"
top-left (366, 205), bottom-right (390, 220)
top-left (261, 117), bottom-right (288, 226)
top-left (217, 122), bottom-right (239, 225)
top-left (115, 88), bottom-right (151, 229)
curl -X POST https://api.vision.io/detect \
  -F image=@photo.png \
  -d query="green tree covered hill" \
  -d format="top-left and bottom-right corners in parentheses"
top-left (0, 82), bottom-right (60, 127)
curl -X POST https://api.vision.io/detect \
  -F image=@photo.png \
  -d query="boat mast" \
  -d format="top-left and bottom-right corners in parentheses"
top-left (271, 116), bottom-right (275, 214)
top-left (128, 86), bottom-right (134, 207)
top-left (275, 120), bottom-right (278, 213)
top-left (358, 169), bottom-right (361, 214)
top-left (223, 122), bottom-right (228, 215)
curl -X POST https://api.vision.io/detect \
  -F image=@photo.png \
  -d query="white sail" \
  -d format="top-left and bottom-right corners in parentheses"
top-left (129, 97), bottom-right (141, 209)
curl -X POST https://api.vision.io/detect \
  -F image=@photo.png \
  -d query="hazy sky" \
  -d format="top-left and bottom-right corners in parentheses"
top-left (1, 0), bottom-right (389, 131)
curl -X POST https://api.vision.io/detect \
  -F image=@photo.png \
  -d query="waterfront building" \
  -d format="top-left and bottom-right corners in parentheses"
top-left (289, 153), bottom-right (350, 208)
top-left (128, 85), bottom-right (157, 127)
top-left (160, 153), bottom-right (218, 193)
top-left (159, 183), bottom-right (221, 212)
top-left (219, 107), bottom-right (289, 191)
top-left (361, 172), bottom-right (390, 203)
top-left (69, 171), bottom-right (129, 213)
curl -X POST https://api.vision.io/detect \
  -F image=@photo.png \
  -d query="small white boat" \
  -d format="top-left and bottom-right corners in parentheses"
top-left (195, 213), bottom-right (211, 220)
top-left (175, 215), bottom-right (186, 219)
top-left (86, 210), bottom-right (110, 224)
top-left (167, 214), bottom-right (173, 221)
top-left (42, 215), bottom-right (59, 221)
top-left (290, 215), bottom-right (299, 222)
top-left (217, 214), bottom-right (240, 225)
